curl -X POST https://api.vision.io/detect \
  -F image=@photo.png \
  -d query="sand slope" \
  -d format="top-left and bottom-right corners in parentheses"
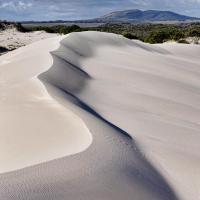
top-left (0, 36), bottom-right (92, 173)
top-left (0, 32), bottom-right (200, 200)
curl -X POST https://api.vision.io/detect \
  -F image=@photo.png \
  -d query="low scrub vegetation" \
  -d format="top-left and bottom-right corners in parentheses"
top-left (0, 46), bottom-right (9, 55)
top-left (122, 33), bottom-right (139, 40)
top-left (95, 23), bottom-right (200, 44)
top-left (178, 39), bottom-right (190, 44)
top-left (24, 24), bottom-right (82, 34)
top-left (2, 21), bottom-right (200, 44)
top-left (0, 21), bottom-right (15, 30)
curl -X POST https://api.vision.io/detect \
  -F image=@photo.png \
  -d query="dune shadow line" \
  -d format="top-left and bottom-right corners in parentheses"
top-left (39, 32), bottom-right (179, 200)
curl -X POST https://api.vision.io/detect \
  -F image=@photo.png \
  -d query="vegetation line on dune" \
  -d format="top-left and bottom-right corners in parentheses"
top-left (21, 22), bottom-right (200, 44)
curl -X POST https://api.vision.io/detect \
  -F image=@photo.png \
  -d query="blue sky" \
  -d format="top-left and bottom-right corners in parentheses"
top-left (0, 0), bottom-right (200, 21)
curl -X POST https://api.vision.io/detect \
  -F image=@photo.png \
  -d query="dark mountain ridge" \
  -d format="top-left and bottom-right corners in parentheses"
top-left (96, 9), bottom-right (200, 22)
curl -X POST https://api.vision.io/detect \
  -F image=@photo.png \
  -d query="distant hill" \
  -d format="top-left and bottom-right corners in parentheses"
top-left (93, 9), bottom-right (200, 22)
top-left (20, 9), bottom-right (200, 24)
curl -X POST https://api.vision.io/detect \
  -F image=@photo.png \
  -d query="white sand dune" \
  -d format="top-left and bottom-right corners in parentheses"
top-left (0, 31), bottom-right (200, 200)
top-left (0, 36), bottom-right (92, 173)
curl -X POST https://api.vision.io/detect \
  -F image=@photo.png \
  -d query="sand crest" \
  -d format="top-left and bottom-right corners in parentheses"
top-left (0, 32), bottom-right (200, 200)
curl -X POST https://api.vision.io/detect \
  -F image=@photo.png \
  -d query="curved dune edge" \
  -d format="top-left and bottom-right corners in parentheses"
top-left (0, 32), bottom-right (200, 200)
top-left (0, 36), bottom-right (92, 174)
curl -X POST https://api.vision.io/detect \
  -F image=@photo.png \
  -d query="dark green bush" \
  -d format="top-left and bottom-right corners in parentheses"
top-left (26, 25), bottom-right (82, 34)
top-left (178, 39), bottom-right (189, 44)
top-left (144, 30), bottom-right (171, 43)
top-left (0, 46), bottom-right (9, 53)
top-left (187, 28), bottom-right (200, 37)
top-left (15, 23), bottom-right (29, 32)
top-left (123, 33), bottom-right (139, 40)
top-left (170, 29), bottom-right (184, 40)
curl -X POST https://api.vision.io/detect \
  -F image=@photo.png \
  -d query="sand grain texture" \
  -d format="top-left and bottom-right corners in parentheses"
top-left (0, 32), bottom-right (200, 200)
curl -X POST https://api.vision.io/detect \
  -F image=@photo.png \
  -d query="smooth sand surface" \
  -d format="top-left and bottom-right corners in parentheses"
top-left (0, 36), bottom-right (92, 173)
top-left (0, 31), bottom-right (200, 200)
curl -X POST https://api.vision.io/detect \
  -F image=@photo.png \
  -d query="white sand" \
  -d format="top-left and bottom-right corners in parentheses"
top-left (0, 36), bottom-right (92, 173)
top-left (0, 28), bottom-right (59, 50)
top-left (0, 31), bottom-right (200, 200)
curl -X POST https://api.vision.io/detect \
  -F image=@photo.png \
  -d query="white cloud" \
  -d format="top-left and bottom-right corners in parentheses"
top-left (0, 1), bottom-right (32, 10)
